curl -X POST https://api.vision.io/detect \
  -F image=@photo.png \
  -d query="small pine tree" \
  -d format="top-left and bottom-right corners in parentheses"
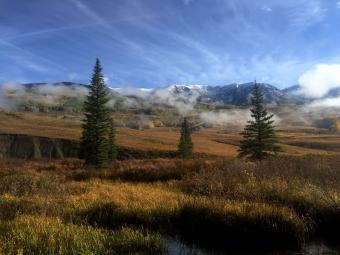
top-left (178, 117), bottom-right (193, 158)
top-left (80, 58), bottom-right (112, 167)
top-left (238, 81), bottom-right (281, 160)
top-left (108, 118), bottom-right (117, 162)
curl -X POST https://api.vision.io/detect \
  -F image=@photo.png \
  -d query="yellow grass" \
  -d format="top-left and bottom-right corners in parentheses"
top-left (1, 110), bottom-right (340, 157)
top-left (0, 157), bottom-right (339, 251)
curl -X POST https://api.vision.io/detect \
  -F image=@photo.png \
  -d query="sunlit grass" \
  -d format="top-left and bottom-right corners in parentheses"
top-left (0, 215), bottom-right (165, 255)
top-left (0, 156), bottom-right (340, 251)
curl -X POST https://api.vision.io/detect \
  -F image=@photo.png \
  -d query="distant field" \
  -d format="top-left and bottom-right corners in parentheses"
top-left (2, 110), bottom-right (340, 157)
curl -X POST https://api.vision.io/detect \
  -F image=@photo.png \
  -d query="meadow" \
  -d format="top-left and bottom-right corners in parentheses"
top-left (0, 156), bottom-right (339, 254)
top-left (1, 110), bottom-right (340, 253)
top-left (2, 109), bottom-right (340, 158)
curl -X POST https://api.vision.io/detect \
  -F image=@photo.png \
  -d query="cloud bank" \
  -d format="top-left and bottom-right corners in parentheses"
top-left (298, 64), bottom-right (340, 98)
top-left (0, 82), bottom-right (89, 109)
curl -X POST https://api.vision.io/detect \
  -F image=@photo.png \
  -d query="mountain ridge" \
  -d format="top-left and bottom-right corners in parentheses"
top-left (2, 81), bottom-right (337, 106)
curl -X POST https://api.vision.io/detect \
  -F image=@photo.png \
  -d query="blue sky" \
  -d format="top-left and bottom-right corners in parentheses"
top-left (0, 0), bottom-right (340, 88)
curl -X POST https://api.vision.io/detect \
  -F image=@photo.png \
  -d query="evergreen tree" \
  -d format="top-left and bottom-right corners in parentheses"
top-left (108, 118), bottom-right (117, 162)
top-left (178, 117), bottom-right (193, 158)
top-left (80, 58), bottom-right (112, 167)
top-left (238, 81), bottom-right (281, 160)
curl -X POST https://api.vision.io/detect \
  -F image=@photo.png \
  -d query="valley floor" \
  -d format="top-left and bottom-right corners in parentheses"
top-left (2, 110), bottom-right (340, 157)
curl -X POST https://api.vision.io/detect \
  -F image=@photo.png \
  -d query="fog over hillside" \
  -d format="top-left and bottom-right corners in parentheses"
top-left (2, 61), bottom-right (340, 110)
top-left (1, 78), bottom-right (340, 129)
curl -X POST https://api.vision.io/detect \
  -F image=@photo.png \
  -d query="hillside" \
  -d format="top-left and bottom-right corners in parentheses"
top-left (1, 110), bottom-right (340, 159)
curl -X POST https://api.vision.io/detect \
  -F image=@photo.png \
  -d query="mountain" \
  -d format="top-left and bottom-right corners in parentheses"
top-left (151, 84), bottom-right (208, 103)
top-left (161, 83), bottom-right (306, 106)
top-left (0, 81), bottom-right (122, 113)
top-left (21, 82), bottom-right (88, 92)
top-left (4, 81), bottom-right (337, 108)
top-left (22, 82), bottom-right (88, 87)
top-left (9, 82), bottom-right (307, 106)
top-left (18, 82), bottom-right (120, 97)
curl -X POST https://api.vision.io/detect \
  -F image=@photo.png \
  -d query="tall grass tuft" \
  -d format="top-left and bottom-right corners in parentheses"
top-left (0, 215), bottom-right (165, 255)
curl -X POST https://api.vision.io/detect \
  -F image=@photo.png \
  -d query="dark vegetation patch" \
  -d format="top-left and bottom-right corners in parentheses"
top-left (286, 141), bottom-right (340, 151)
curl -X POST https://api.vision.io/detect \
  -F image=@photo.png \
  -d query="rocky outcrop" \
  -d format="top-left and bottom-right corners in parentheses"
top-left (0, 134), bottom-right (176, 160)
top-left (0, 134), bottom-right (78, 159)
top-left (0, 134), bottom-right (210, 160)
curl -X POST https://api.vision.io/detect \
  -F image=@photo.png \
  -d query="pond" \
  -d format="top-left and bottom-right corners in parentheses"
top-left (166, 239), bottom-right (340, 255)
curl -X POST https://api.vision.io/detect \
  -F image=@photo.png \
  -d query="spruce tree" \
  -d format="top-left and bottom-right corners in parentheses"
top-left (178, 117), bottom-right (193, 158)
top-left (108, 118), bottom-right (117, 162)
top-left (238, 81), bottom-right (281, 160)
top-left (80, 58), bottom-right (113, 167)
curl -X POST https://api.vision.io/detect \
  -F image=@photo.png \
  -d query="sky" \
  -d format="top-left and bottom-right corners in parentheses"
top-left (0, 0), bottom-right (340, 88)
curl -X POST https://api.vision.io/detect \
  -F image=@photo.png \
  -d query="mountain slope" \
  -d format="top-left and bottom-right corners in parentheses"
top-left (1, 81), bottom-right (325, 109)
top-left (161, 83), bottom-right (306, 106)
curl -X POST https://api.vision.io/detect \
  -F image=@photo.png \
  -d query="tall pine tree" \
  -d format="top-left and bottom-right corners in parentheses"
top-left (108, 118), bottom-right (117, 162)
top-left (238, 81), bottom-right (281, 160)
top-left (80, 58), bottom-right (116, 167)
top-left (178, 117), bottom-right (193, 159)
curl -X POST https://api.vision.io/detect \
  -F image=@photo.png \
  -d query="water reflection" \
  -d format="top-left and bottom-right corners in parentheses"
top-left (166, 239), bottom-right (340, 255)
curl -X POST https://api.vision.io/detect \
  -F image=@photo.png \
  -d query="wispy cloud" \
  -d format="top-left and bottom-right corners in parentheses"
top-left (287, 0), bottom-right (326, 31)
top-left (0, 39), bottom-right (66, 73)
top-left (69, 0), bottom-right (110, 28)
top-left (2, 23), bottom-right (92, 41)
top-left (0, 0), bottom-right (336, 87)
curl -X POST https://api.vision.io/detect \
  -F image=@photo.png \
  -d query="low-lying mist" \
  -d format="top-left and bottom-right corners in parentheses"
top-left (0, 82), bottom-right (89, 110)
top-left (1, 82), bottom-right (340, 130)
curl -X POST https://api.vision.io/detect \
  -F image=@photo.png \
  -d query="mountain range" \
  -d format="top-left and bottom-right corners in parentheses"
top-left (152, 83), bottom-right (307, 106)
top-left (159, 83), bottom-right (307, 106)
top-left (4, 81), bottom-right (339, 106)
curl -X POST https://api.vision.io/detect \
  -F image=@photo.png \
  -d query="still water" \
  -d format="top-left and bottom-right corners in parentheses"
top-left (166, 239), bottom-right (340, 255)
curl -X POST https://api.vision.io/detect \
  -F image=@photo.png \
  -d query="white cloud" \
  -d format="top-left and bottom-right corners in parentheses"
top-left (199, 110), bottom-right (250, 127)
top-left (68, 73), bottom-right (77, 80)
top-left (103, 76), bottom-right (109, 83)
top-left (199, 110), bottom-right (280, 127)
top-left (261, 6), bottom-right (272, 12)
top-left (183, 0), bottom-right (193, 5)
top-left (337, 1), bottom-right (340, 8)
top-left (298, 64), bottom-right (340, 98)
top-left (309, 97), bottom-right (340, 107)
top-left (114, 86), bottom-right (150, 98)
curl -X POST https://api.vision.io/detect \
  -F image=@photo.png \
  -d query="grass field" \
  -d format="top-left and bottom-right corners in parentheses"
top-left (2, 110), bottom-right (340, 157)
top-left (0, 156), bottom-right (339, 254)
top-left (1, 109), bottom-right (340, 253)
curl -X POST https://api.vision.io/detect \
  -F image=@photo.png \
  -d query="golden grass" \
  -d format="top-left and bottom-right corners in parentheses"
top-left (2, 110), bottom-right (340, 157)
top-left (0, 215), bottom-right (165, 255)
top-left (2, 156), bottom-right (340, 252)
